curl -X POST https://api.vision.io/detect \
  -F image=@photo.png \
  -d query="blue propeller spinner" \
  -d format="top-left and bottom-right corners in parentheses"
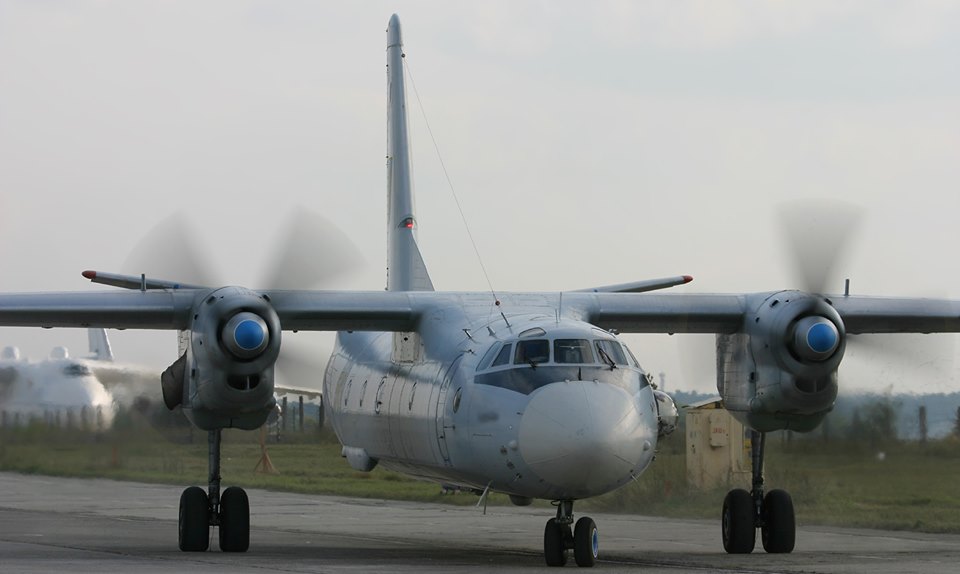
top-left (791, 315), bottom-right (840, 361)
top-left (806, 321), bottom-right (838, 354)
top-left (234, 319), bottom-right (266, 351)
top-left (221, 312), bottom-right (270, 359)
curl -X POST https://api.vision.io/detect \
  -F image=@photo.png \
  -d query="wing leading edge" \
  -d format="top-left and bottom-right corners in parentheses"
top-left (0, 291), bottom-right (196, 329)
top-left (0, 290), bottom-right (422, 332)
top-left (0, 289), bottom-right (958, 336)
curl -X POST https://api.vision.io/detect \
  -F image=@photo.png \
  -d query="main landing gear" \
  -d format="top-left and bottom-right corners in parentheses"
top-left (722, 430), bottom-right (795, 554)
top-left (544, 500), bottom-right (599, 567)
top-left (178, 429), bottom-right (250, 552)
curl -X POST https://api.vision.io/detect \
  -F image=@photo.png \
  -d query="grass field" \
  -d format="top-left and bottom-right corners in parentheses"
top-left (2, 417), bottom-right (959, 533)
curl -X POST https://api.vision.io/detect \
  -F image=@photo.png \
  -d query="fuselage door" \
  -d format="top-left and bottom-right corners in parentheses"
top-left (434, 354), bottom-right (462, 465)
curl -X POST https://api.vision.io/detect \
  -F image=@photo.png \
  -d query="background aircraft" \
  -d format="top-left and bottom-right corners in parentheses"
top-left (0, 329), bottom-right (155, 427)
top-left (0, 7), bottom-right (957, 572)
top-left (0, 328), bottom-right (318, 430)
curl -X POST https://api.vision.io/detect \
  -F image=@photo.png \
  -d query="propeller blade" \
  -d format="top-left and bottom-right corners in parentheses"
top-left (259, 210), bottom-right (365, 290)
top-left (274, 339), bottom-right (331, 391)
top-left (847, 333), bottom-right (956, 379)
top-left (779, 199), bottom-right (862, 294)
top-left (121, 213), bottom-right (219, 287)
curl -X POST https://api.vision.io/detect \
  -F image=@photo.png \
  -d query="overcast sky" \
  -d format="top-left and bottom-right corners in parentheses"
top-left (1, 1), bottom-right (958, 394)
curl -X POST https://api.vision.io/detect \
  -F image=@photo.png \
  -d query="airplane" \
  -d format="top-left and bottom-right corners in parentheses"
top-left (0, 328), bottom-right (154, 427)
top-left (1, 13), bottom-right (959, 567)
top-left (0, 328), bottom-right (317, 431)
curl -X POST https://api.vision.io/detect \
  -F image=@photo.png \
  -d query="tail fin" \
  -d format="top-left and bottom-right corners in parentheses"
top-left (87, 328), bottom-right (114, 362)
top-left (386, 14), bottom-right (434, 292)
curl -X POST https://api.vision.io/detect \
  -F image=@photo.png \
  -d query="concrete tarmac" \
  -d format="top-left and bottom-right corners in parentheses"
top-left (1, 472), bottom-right (958, 573)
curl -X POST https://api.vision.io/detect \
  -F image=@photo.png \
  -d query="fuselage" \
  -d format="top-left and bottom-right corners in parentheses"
top-left (324, 293), bottom-right (660, 501)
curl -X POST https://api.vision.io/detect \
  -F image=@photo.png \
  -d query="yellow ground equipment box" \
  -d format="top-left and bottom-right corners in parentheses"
top-left (685, 398), bottom-right (751, 490)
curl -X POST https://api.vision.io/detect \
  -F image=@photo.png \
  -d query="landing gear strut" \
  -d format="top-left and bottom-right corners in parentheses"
top-left (544, 500), bottom-right (599, 567)
top-left (722, 430), bottom-right (795, 554)
top-left (178, 429), bottom-right (250, 552)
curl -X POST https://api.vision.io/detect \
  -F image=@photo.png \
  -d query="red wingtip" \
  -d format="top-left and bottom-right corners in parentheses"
top-left (82, 270), bottom-right (96, 280)
top-left (682, 275), bottom-right (693, 284)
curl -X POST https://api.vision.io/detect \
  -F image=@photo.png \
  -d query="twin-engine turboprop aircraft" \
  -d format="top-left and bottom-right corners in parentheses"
top-left (1, 14), bottom-right (959, 568)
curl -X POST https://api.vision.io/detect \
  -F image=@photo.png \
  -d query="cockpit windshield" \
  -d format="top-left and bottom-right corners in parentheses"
top-left (62, 363), bottom-right (92, 378)
top-left (515, 340), bottom-right (549, 365)
top-left (554, 339), bottom-right (594, 364)
top-left (475, 334), bottom-right (644, 394)
top-left (479, 337), bottom-right (636, 372)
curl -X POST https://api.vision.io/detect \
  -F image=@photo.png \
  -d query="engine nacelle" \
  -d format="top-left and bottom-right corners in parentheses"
top-left (163, 286), bottom-right (281, 431)
top-left (653, 389), bottom-right (679, 438)
top-left (717, 291), bottom-right (845, 432)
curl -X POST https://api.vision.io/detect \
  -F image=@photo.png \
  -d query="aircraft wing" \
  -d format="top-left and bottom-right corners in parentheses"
top-left (575, 293), bottom-right (747, 334)
top-left (0, 290), bottom-right (421, 332)
top-left (829, 296), bottom-right (960, 334)
top-left (265, 290), bottom-right (419, 332)
top-left (0, 291), bottom-right (197, 329)
top-left (574, 292), bottom-right (960, 335)
top-left (2, 289), bottom-right (958, 336)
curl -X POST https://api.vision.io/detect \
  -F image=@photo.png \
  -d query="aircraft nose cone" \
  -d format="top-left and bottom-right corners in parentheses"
top-left (518, 381), bottom-right (652, 498)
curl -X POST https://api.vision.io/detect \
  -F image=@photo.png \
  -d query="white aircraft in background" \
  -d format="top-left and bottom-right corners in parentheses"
top-left (1, 14), bottom-right (959, 567)
top-left (0, 329), bottom-right (321, 429)
top-left (0, 329), bottom-right (155, 427)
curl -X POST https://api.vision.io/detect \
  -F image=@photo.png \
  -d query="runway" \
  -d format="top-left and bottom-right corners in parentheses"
top-left (1, 472), bottom-right (958, 573)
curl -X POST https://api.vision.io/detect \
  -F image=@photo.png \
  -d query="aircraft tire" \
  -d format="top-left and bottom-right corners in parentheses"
top-left (179, 486), bottom-right (210, 552)
top-left (573, 516), bottom-right (598, 567)
top-left (219, 486), bottom-right (250, 552)
top-left (722, 488), bottom-right (755, 554)
top-left (543, 518), bottom-right (568, 567)
top-left (761, 489), bottom-right (795, 553)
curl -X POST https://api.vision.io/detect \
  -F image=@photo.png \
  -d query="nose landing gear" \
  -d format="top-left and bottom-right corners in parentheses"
top-left (178, 429), bottom-right (251, 552)
top-left (544, 500), bottom-right (599, 567)
top-left (722, 430), bottom-right (796, 554)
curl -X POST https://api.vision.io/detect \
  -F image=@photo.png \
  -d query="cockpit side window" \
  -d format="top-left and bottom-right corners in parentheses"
top-left (595, 339), bottom-right (627, 366)
top-left (515, 340), bottom-right (549, 365)
top-left (554, 339), bottom-right (595, 364)
top-left (491, 343), bottom-right (513, 367)
top-left (478, 342), bottom-right (502, 371)
top-left (623, 344), bottom-right (641, 368)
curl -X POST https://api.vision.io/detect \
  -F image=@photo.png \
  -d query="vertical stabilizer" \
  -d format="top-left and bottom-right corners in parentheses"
top-left (87, 328), bottom-right (114, 362)
top-left (386, 14), bottom-right (434, 292)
